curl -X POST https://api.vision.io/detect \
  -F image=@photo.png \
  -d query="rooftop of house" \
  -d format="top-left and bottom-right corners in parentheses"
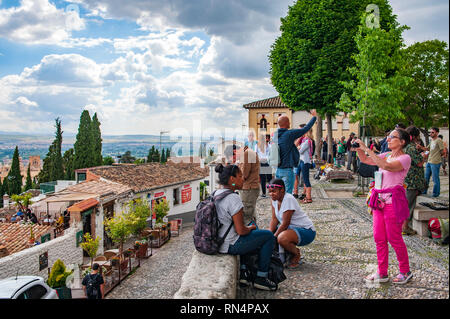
top-left (243, 96), bottom-right (289, 109)
top-left (66, 179), bottom-right (132, 197)
top-left (0, 223), bottom-right (53, 257)
top-left (78, 162), bottom-right (209, 193)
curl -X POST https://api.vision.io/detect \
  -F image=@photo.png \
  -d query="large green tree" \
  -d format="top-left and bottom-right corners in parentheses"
top-left (63, 148), bottom-right (75, 180)
top-left (91, 113), bottom-right (103, 167)
top-left (400, 40), bottom-right (449, 144)
top-left (37, 118), bottom-right (65, 183)
top-left (24, 164), bottom-right (33, 191)
top-left (269, 0), bottom-right (397, 160)
top-left (74, 110), bottom-right (93, 170)
top-left (338, 11), bottom-right (410, 140)
top-left (6, 146), bottom-right (22, 195)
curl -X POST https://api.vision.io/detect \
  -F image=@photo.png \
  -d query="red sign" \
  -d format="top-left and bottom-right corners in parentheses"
top-left (181, 187), bottom-right (192, 204)
top-left (154, 192), bottom-right (165, 198)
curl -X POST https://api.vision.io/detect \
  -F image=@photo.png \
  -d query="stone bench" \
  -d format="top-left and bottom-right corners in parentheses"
top-left (412, 204), bottom-right (449, 237)
top-left (174, 250), bottom-right (238, 299)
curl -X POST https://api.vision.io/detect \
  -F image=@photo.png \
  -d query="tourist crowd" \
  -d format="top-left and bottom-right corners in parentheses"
top-left (213, 111), bottom-right (447, 291)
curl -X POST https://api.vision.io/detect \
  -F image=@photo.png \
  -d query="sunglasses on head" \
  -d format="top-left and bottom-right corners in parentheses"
top-left (266, 184), bottom-right (283, 189)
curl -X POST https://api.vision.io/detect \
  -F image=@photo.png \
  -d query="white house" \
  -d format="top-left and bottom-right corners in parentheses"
top-left (75, 162), bottom-right (210, 224)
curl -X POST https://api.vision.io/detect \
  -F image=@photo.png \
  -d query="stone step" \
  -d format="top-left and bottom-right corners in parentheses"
top-left (413, 207), bottom-right (449, 221)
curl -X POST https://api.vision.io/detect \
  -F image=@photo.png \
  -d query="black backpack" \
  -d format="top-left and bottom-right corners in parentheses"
top-left (86, 274), bottom-right (98, 297)
top-left (243, 251), bottom-right (287, 290)
top-left (193, 190), bottom-right (236, 255)
top-left (242, 237), bottom-right (287, 290)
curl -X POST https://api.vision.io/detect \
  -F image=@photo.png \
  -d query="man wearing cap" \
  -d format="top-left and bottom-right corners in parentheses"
top-left (274, 110), bottom-right (317, 194)
top-left (224, 144), bottom-right (260, 224)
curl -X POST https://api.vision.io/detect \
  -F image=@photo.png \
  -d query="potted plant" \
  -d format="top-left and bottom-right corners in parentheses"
top-left (29, 225), bottom-right (35, 244)
top-left (153, 198), bottom-right (170, 226)
top-left (47, 259), bottom-right (73, 299)
top-left (125, 199), bottom-right (150, 257)
top-left (104, 214), bottom-right (132, 261)
top-left (79, 233), bottom-right (100, 267)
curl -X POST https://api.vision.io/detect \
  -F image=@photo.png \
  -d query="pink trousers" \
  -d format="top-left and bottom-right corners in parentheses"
top-left (373, 204), bottom-right (410, 276)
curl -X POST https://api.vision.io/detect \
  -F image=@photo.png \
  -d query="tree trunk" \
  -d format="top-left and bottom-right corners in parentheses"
top-left (326, 113), bottom-right (333, 163)
top-left (315, 114), bottom-right (323, 160)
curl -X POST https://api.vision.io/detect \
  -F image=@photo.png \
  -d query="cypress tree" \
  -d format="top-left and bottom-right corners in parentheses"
top-left (63, 148), bottom-right (75, 180)
top-left (74, 110), bottom-right (93, 169)
top-left (50, 118), bottom-right (64, 181)
top-left (161, 149), bottom-right (166, 163)
top-left (37, 118), bottom-right (65, 183)
top-left (91, 113), bottom-right (103, 167)
top-left (7, 146), bottom-right (22, 195)
top-left (25, 164), bottom-right (33, 191)
top-left (152, 149), bottom-right (160, 163)
top-left (147, 146), bottom-right (155, 163)
top-left (37, 146), bottom-right (52, 184)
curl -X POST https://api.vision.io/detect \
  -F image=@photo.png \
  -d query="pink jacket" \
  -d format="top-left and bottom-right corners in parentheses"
top-left (369, 185), bottom-right (410, 223)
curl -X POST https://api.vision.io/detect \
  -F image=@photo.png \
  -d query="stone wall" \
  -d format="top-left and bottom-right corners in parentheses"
top-left (174, 251), bottom-right (238, 299)
top-left (0, 227), bottom-right (83, 280)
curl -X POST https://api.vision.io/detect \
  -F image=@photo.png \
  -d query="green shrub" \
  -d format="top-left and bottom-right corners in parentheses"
top-left (47, 259), bottom-right (73, 288)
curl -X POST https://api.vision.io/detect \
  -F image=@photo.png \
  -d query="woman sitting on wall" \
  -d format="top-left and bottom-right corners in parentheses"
top-left (267, 178), bottom-right (316, 269)
top-left (214, 164), bottom-right (277, 291)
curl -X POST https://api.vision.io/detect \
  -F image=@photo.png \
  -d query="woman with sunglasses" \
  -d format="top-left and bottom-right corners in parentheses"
top-left (353, 129), bottom-right (413, 285)
top-left (267, 178), bottom-right (316, 269)
top-left (214, 164), bottom-right (277, 291)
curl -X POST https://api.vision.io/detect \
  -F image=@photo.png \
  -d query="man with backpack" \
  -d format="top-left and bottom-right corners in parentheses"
top-left (273, 109), bottom-right (317, 194)
top-left (82, 263), bottom-right (105, 299)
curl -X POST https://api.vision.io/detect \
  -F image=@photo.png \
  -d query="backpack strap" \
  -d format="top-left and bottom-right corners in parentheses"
top-left (212, 189), bottom-right (235, 202)
top-left (212, 189), bottom-right (237, 244)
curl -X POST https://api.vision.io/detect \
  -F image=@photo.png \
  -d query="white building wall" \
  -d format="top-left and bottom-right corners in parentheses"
top-left (292, 110), bottom-right (313, 128)
top-left (0, 227), bottom-right (83, 280)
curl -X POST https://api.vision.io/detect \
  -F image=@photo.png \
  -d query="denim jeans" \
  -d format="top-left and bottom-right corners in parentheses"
top-left (298, 161), bottom-right (311, 187)
top-left (275, 167), bottom-right (295, 193)
top-left (424, 163), bottom-right (441, 197)
top-left (228, 229), bottom-right (275, 278)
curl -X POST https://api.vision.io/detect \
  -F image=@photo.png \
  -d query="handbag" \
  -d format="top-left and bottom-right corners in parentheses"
top-left (357, 162), bottom-right (378, 178)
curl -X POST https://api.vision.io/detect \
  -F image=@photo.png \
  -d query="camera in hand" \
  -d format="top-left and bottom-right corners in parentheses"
top-left (351, 142), bottom-right (360, 148)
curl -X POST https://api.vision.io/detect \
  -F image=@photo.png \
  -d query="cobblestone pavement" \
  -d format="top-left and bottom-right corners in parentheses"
top-left (105, 225), bottom-right (195, 299)
top-left (238, 171), bottom-right (449, 299)
top-left (107, 169), bottom-right (448, 299)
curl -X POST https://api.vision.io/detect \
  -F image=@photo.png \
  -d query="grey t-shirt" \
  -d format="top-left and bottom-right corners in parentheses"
top-left (214, 189), bottom-right (242, 253)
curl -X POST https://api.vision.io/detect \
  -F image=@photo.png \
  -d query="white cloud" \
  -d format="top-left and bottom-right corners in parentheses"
top-left (0, 0), bottom-right (86, 45)
top-left (15, 96), bottom-right (38, 107)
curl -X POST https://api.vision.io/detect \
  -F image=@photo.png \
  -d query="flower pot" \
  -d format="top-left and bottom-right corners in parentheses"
top-left (136, 243), bottom-right (148, 258)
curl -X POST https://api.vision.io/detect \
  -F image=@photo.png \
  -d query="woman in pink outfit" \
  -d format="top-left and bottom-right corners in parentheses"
top-left (354, 128), bottom-right (413, 285)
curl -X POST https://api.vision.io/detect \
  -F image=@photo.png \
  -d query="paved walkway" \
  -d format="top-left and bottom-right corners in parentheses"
top-left (238, 171), bottom-right (449, 299)
top-left (107, 169), bottom-right (449, 299)
top-left (105, 225), bottom-right (195, 299)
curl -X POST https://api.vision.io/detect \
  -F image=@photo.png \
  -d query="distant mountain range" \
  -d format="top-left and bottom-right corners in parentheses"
top-left (0, 133), bottom-right (234, 162)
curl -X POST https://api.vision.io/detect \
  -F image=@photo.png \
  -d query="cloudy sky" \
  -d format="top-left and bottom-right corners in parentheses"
top-left (0, 0), bottom-right (448, 136)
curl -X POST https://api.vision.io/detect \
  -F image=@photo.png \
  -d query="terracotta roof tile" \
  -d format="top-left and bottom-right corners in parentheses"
top-left (66, 179), bottom-right (132, 197)
top-left (84, 162), bottom-right (209, 193)
top-left (243, 96), bottom-right (289, 109)
top-left (68, 198), bottom-right (99, 213)
top-left (0, 223), bottom-right (53, 257)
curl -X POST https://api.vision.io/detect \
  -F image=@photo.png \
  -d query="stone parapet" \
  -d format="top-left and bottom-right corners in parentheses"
top-left (174, 250), bottom-right (237, 299)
